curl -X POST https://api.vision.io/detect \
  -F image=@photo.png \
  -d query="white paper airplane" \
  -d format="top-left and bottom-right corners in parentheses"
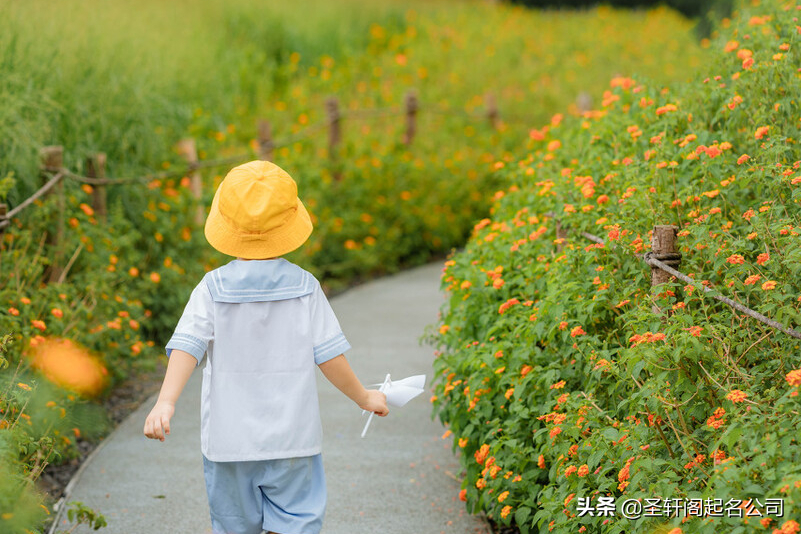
top-left (361, 374), bottom-right (426, 438)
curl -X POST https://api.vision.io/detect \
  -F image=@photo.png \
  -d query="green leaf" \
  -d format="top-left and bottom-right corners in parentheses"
top-left (631, 359), bottom-right (645, 380)
top-left (515, 506), bottom-right (531, 525)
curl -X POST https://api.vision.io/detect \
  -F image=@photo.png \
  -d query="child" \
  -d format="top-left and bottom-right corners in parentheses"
top-left (143, 160), bottom-right (388, 534)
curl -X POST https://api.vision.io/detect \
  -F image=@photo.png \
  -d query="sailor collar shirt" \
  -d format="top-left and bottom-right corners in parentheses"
top-left (165, 258), bottom-right (350, 462)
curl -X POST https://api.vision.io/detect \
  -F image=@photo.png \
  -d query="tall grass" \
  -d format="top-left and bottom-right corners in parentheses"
top-left (0, 0), bottom-right (705, 202)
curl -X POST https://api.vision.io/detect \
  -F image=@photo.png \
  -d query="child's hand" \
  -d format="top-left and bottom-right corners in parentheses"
top-left (360, 389), bottom-right (389, 417)
top-left (143, 401), bottom-right (175, 441)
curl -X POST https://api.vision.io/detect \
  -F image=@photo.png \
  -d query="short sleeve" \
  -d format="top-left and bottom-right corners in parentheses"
top-left (165, 278), bottom-right (214, 365)
top-left (310, 281), bottom-right (351, 365)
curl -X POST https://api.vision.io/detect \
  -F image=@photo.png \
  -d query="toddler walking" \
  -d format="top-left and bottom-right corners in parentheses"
top-left (143, 160), bottom-right (388, 534)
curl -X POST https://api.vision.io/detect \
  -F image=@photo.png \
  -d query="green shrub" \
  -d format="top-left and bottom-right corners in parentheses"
top-left (430, 1), bottom-right (801, 532)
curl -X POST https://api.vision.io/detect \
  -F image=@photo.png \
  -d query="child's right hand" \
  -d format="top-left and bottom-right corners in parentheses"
top-left (360, 389), bottom-right (389, 417)
top-left (143, 401), bottom-right (175, 441)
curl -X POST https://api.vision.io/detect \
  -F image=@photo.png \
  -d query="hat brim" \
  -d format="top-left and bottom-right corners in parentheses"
top-left (204, 194), bottom-right (313, 259)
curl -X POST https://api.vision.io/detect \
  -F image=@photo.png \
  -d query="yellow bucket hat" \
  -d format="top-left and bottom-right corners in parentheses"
top-left (204, 160), bottom-right (313, 259)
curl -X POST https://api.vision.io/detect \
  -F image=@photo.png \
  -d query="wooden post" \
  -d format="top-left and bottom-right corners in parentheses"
top-left (40, 146), bottom-right (64, 283)
top-left (176, 138), bottom-right (204, 225)
top-left (576, 92), bottom-right (592, 114)
top-left (0, 203), bottom-right (7, 233)
top-left (326, 97), bottom-right (342, 181)
top-left (555, 219), bottom-right (567, 253)
top-left (86, 153), bottom-right (107, 222)
top-left (326, 97), bottom-right (341, 156)
top-left (650, 225), bottom-right (681, 315)
top-left (403, 91), bottom-right (418, 146)
top-left (257, 120), bottom-right (274, 161)
top-left (485, 93), bottom-right (499, 129)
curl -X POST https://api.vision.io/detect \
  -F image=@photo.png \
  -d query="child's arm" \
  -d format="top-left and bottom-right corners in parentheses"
top-left (143, 349), bottom-right (197, 441)
top-left (318, 354), bottom-right (388, 416)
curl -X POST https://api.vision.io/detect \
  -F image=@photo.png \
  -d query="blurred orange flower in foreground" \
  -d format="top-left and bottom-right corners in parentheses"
top-left (27, 337), bottom-right (108, 397)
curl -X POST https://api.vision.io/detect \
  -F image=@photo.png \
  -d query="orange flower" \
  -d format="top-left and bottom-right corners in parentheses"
top-left (8, 307), bottom-right (19, 316)
top-left (550, 380), bottom-right (566, 390)
top-left (498, 298), bottom-right (520, 314)
top-left (577, 464), bottom-right (589, 477)
top-left (761, 280), bottom-right (777, 290)
top-left (31, 320), bottom-right (46, 331)
top-left (459, 489), bottom-right (467, 502)
top-left (742, 209), bottom-right (756, 221)
top-left (786, 369), bottom-right (801, 387)
top-left (755, 126), bottom-right (770, 139)
top-left (150, 272), bottom-right (161, 283)
top-left (538, 454), bottom-right (546, 469)
top-left (744, 274), bottom-right (761, 285)
top-left (756, 253), bottom-right (770, 265)
top-left (498, 491), bottom-right (509, 503)
top-left (520, 365), bottom-right (533, 377)
top-left (726, 254), bottom-right (745, 264)
top-left (726, 389), bottom-right (747, 403)
top-left (474, 444), bottom-right (490, 465)
top-left (129, 267), bottom-right (140, 277)
top-left (564, 465), bottom-right (577, 477)
top-left (667, 529), bottom-right (682, 534)
top-left (656, 103), bottom-right (677, 115)
top-left (570, 326), bottom-right (586, 337)
top-left (500, 505), bottom-right (512, 519)
top-left (51, 308), bottom-right (63, 318)
top-left (558, 321), bottom-right (568, 330)
top-left (79, 203), bottom-right (94, 216)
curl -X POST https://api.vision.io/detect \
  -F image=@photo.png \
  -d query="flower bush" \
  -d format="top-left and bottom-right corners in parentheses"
top-left (430, 1), bottom-right (801, 532)
top-left (0, 1), bottom-right (710, 532)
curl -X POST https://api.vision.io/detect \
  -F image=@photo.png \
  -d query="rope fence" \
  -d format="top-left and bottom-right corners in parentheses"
top-left (0, 89), bottom-right (529, 283)
top-left (0, 90), bottom-right (515, 228)
top-left (545, 212), bottom-right (801, 340)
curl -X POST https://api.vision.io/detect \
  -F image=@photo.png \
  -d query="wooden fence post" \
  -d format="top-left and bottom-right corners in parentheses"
top-left (555, 219), bottom-right (567, 253)
top-left (576, 92), bottom-right (592, 114)
top-left (650, 225), bottom-right (681, 314)
top-left (257, 120), bottom-right (274, 162)
top-left (404, 91), bottom-right (418, 146)
top-left (326, 97), bottom-right (342, 181)
top-left (485, 93), bottom-right (500, 129)
top-left (86, 153), bottom-right (107, 222)
top-left (40, 146), bottom-right (64, 283)
top-left (326, 97), bottom-right (341, 156)
top-left (176, 138), bottom-right (204, 225)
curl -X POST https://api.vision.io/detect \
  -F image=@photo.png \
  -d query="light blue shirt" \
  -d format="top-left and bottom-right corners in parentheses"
top-left (166, 258), bottom-right (350, 461)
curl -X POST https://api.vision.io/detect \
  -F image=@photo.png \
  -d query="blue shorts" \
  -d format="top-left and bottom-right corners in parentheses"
top-left (202, 454), bottom-right (326, 534)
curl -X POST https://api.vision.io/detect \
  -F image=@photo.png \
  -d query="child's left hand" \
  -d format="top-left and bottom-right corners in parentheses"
top-left (143, 401), bottom-right (175, 441)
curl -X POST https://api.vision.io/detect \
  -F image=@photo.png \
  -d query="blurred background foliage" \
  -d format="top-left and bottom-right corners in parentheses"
top-left (0, 0), bottom-right (717, 531)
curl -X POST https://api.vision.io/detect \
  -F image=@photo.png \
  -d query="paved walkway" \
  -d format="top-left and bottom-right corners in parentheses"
top-left (56, 262), bottom-right (490, 534)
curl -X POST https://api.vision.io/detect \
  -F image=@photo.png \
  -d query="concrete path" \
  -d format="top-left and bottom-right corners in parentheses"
top-left (56, 262), bottom-right (491, 534)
